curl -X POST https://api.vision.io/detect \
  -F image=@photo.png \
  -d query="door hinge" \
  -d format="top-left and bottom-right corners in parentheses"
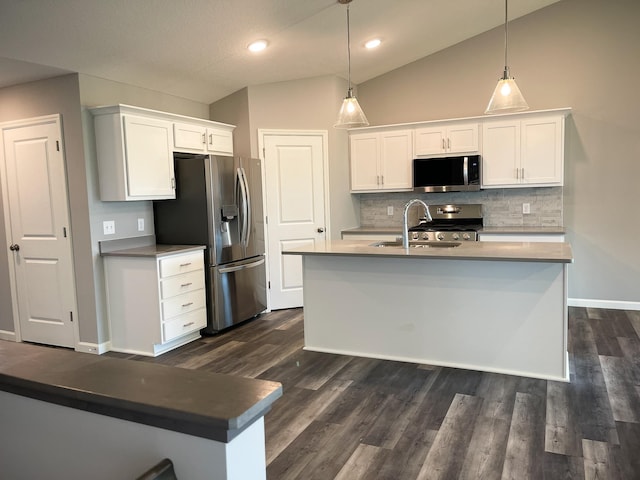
top-left (56, 140), bottom-right (60, 151)
top-left (69, 311), bottom-right (73, 322)
top-left (268, 281), bottom-right (271, 289)
top-left (265, 216), bottom-right (268, 225)
top-left (63, 227), bottom-right (67, 238)
top-left (263, 147), bottom-right (266, 158)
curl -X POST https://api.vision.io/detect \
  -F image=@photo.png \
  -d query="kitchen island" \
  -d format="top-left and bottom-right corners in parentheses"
top-left (284, 239), bottom-right (573, 382)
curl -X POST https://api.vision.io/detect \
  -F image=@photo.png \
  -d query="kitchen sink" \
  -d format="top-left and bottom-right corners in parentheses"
top-left (369, 240), bottom-right (462, 248)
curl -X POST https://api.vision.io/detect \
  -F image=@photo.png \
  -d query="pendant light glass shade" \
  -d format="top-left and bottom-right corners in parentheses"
top-left (334, 1), bottom-right (369, 128)
top-left (485, 68), bottom-right (529, 114)
top-left (485, 0), bottom-right (529, 114)
top-left (335, 88), bottom-right (369, 128)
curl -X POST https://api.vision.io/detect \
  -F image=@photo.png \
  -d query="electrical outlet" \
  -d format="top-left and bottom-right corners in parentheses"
top-left (103, 220), bottom-right (115, 235)
top-left (522, 203), bottom-right (531, 215)
top-left (137, 218), bottom-right (145, 231)
top-left (387, 206), bottom-right (394, 216)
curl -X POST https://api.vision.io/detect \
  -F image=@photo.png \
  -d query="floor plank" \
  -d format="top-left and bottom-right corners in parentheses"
top-left (110, 306), bottom-right (640, 479)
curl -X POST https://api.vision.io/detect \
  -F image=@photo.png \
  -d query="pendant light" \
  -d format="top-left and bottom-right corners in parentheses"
top-left (485, 0), bottom-right (529, 114)
top-left (334, 0), bottom-right (369, 128)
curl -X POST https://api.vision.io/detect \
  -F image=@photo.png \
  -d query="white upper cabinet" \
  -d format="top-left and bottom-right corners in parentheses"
top-left (482, 113), bottom-right (565, 188)
top-left (350, 129), bottom-right (413, 192)
top-left (173, 122), bottom-right (234, 156)
top-left (92, 104), bottom-right (235, 201)
top-left (414, 122), bottom-right (479, 156)
top-left (93, 111), bottom-right (175, 201)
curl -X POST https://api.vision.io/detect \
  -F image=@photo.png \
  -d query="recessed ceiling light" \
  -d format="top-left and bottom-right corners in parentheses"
top-left (248, 40), bottom-right (268, 52)
top-left (365, 38), bottom-right (381, 49)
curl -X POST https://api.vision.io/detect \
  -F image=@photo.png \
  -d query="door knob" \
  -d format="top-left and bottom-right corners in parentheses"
top-left (317, 228), bottom-right (325, 233)
top-left (9, 244), bottom-right (20, 251)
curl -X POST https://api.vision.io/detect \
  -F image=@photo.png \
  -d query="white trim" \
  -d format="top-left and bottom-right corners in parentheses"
top-left (0, 330), bottom-right (17, 342)
top-left (568, 298), bottom-right (640, 311)
top-left (75, 341), bottom-right (111, 355)
top-left (257, 129), bottom-right (331, 311)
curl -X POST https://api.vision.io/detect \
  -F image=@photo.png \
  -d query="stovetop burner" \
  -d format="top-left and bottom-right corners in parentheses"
top-left (408, 204), bottom-right (483, 241)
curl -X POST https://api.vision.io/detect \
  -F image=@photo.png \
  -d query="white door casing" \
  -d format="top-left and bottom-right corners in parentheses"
top-left (1, 115), bottom-right (78, 348)
top-left (260, 130), bottom-right (329, 310)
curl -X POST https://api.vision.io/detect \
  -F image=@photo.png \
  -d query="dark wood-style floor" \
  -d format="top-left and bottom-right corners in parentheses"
top-left (110, 307), bottom-right (640, 479)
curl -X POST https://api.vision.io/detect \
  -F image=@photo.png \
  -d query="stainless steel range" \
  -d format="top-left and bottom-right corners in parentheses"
top-left (408, 204), bottom-right (483, 242)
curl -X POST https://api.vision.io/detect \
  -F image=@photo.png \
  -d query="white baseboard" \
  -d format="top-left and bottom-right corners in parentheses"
top-left (568, 298), bottom-right (640, 311)
top-left (0, 330), bottom-right (16, 342)
top-left (75, 341), bottom-right (111, 355)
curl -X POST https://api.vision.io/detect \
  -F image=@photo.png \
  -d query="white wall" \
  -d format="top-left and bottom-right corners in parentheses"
top-left (357, 0), bottom-right (640, 307)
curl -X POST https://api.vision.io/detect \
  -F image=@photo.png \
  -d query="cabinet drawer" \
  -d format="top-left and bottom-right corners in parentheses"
top-left (159, 251), bottom-right (203, 278)
top-left (160, 270), bottom-right (205, 299)
top-left (162, 289), bottom-right (205, 320)
top-left (163, 308), bottom-right (207, 342)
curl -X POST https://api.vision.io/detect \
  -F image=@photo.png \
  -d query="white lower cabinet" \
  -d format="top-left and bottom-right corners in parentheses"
top-left (104, 248), bottom-right (207, 356)
top-left (478, 233), bottom-right (565, 242)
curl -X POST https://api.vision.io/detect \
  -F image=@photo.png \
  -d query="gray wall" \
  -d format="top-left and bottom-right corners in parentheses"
top-left (0, 73), bottom-right (211, 344)
top-left (0, 74), bottom-right (93, 338)
top-left (78, 74), bottom-right (210, 345)
top-left (357, 0), bottom-right (640, 305)
top-left (208, 87), bottom-right (251, 158)
top-left (211, 75), bottom-right (360, 239)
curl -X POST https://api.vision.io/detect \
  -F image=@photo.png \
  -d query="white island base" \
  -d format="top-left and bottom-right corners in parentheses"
top-left (301, 254), bottom-right (569, 382)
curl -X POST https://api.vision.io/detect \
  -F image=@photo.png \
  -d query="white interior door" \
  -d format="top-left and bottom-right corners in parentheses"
top-left (261, 131), bottom-right (327, 310)
top-left (1, 115), bottom-right (77, 348)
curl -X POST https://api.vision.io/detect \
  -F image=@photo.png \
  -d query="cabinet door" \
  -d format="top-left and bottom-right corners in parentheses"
top-left (173, 122), bottom-right (207, 152)
top-left (521, 117), bottom-right (563, 186)
top-left (379, 130), bottom-right (412, 190)
top-left (447, 123), bottom-right (479, 154)
top-left (414, 126), bottom-right (446, 155)
top-left (350, 133), bottom-right (380, 191)
top-left (481, 120), bottom-right (520, 187)
top-left (206, 128), bottom-right (234, 155)
top-left (123, 116), bottom-right (175, 198)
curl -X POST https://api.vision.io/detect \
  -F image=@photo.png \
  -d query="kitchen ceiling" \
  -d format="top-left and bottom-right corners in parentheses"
top-left (0, 0), bottom-right (561, 104)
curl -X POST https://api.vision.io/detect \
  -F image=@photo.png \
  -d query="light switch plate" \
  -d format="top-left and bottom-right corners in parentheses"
top-left (522, 203), bottom-right (531, 215)
top-left (103, 220), bottom-right (115, 235)
top-left (137, 218), bottom-right (145, 231)
top-left (387, 206), bottom-right (394, 216)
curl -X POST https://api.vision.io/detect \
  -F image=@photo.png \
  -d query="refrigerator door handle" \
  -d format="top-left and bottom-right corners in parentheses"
top-left (218, 257), bottom-right (265, 274)
top-left (241, 166), bottom-right (251, 248)
top-left (237, 166), bottom-right (250, 248)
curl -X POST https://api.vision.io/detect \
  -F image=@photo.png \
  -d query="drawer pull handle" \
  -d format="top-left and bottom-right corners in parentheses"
top-left (182, 302), bottom-right (194, 308)
top-left (183, 322), bottom-right (195, 328)
top-left (180, 282), bottom-right (193, 287)
top-left (179, 262), bottom-right (192, 267)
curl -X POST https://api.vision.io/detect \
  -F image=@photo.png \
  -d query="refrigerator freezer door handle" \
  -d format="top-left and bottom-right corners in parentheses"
top-left (218, 257), bottom-right (265, 274)
top-left (237, 167), bottom-right (250, 248)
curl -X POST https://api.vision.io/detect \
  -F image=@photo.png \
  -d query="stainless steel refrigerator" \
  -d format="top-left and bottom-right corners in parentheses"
top-left (153, 153), bottom-right (267, 333)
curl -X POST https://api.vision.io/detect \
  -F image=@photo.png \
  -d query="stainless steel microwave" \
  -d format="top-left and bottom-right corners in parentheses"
top-left (413, 155), bottom-right (481, 192)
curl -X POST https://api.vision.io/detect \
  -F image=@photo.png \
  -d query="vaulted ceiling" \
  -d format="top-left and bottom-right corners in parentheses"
top-left (0, 0), bottom-right (561, 104)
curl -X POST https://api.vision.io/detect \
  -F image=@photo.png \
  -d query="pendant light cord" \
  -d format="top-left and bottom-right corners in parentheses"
top-left (503, 0), bottom-right (509, 77)
top-left (346, 3), bottom-right (352, 91)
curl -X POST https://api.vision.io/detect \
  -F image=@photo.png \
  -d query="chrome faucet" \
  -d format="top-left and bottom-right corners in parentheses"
top-left (402, 199), bottom-right (432, 249)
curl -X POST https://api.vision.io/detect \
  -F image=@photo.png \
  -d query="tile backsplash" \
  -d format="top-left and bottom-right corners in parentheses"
top-left (358, 187), bottom-right (562, 228)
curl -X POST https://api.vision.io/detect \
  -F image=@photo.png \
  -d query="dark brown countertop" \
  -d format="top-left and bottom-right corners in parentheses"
top-left (0, 341), bottom-right (282, 442)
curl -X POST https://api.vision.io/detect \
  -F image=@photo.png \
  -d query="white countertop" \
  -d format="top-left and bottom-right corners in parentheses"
top-left (284, 239), bottom-right (573, 263)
